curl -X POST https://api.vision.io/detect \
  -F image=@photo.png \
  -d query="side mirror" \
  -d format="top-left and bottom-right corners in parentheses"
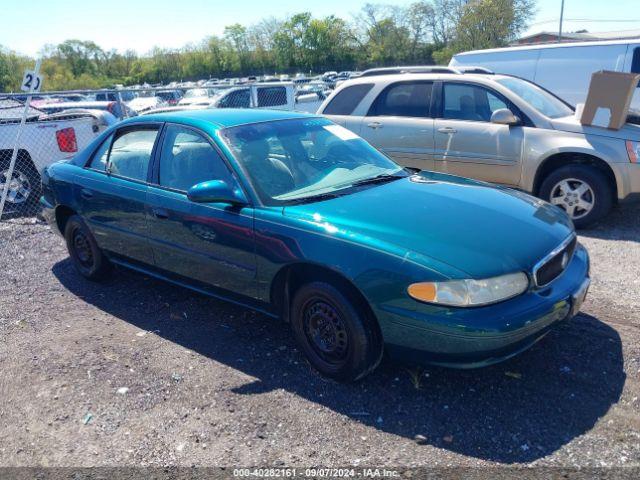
top-left (187, 180), bottom-right (248, 205)
top-left (490, 108), bottom-right (520, 126)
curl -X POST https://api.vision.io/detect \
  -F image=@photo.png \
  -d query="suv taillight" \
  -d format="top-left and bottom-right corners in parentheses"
top-left (56, 127), bottom-right (77, 153)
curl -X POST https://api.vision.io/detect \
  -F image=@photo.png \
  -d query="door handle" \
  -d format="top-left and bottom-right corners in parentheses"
top-left (151, 207), bottom-right (169, 220)
top-left (367, 122), bottom-right (382, 129)
top-left (437, 127), bottom-right (457, 134)
top-left (80, 189), bottom-right (93, 200)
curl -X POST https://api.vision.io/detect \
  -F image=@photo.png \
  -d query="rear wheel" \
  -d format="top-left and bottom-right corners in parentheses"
top-left (64, 215), bottom-right (112, 280)
top-left (539, 165), bottom-right (613, 229)
top-left (0, 153), bottom-right (41, 217)
top-left (290, 281), bottom-right (382, 382)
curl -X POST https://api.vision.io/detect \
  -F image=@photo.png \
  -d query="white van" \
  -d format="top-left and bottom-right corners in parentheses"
top-left (449, 39), bottom-right (640, 110)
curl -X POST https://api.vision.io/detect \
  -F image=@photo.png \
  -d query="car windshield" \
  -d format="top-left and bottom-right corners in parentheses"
top-left (496, 77), bottom-right (573, 119)
top-left (220, 118), bottom-right (405, 205)
top-left (185, 89), bottom-right (208, 98)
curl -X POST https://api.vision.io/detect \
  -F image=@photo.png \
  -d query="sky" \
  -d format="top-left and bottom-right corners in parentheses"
top-left (0, 0), bottom-right (639, 57)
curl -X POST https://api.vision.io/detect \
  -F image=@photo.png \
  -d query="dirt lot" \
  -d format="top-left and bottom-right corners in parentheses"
top-left (0, 203), bottom-right (639, 468)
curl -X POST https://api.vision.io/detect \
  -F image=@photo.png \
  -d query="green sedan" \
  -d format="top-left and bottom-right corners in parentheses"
top-left (40, 109), bottom-right (590, 381)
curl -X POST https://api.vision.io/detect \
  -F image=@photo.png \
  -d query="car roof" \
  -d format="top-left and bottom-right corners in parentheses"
top-left (344, 72), bottom-right (508, 85)
top-left (124, 108), bottom-right (317, 129)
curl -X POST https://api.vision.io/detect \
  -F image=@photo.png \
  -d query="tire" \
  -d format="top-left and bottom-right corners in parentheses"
top-left (64, 215), bottom-right (112, 281)
top-left (539, 164), bottom-right (613, 229)
top-left (290, 281), bottom-right (382, 382)
top-left (0, 152), bottom-right (41, 218)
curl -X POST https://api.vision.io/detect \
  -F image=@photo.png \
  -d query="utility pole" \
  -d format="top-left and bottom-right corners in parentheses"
top-left (558, 0), bottom-right (565, 42)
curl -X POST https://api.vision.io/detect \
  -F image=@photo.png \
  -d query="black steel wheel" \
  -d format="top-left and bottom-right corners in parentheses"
top-left (64, 214), bottom-right (111, 281)
top-left (291, 281), bottom-right (382, 382)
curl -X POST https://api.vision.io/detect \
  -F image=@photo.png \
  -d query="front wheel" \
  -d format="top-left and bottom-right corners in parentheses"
top-left (290, 281), bottom-right (382, 382)
top-left (64, 215), bottom-right (112, 281)
top-left (539, 165), bottom-right (613, 229)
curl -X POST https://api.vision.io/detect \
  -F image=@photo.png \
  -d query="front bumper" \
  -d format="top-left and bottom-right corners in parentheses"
top-left (375, 244), bottom-right (590, 368)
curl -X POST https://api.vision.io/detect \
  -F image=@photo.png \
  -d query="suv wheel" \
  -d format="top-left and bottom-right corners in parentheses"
top-left (290, 281), bottom-right (382, 382)
top-left (539, 165), bottom-right (613, 228)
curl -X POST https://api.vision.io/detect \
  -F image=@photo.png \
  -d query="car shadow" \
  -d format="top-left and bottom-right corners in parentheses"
top-left (579, 202), bottom-right (640, 242)
top-left (52, 259), bottom-right (625, 464)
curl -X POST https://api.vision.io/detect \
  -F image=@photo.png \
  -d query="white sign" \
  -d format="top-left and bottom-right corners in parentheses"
top-left (21, 70), bottom-right (43, 93)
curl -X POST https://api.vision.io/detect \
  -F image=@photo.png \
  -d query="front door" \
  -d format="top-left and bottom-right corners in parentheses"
top-left (77, 125), bottom-right (160, 265)
top-left (433, 82), bottom-right (523, 186)
top-left (358, 80), bottom-right (435, 171)
top-left (145, 124), bottom-right (256, 298)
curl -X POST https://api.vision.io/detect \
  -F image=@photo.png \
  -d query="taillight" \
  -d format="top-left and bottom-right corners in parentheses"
top-left (56, 127), bottom-right (77, 153)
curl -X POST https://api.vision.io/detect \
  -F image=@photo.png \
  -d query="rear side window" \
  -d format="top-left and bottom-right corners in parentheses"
top-left (219, 89), bottom-right (251, 108)
top-left (107, 128), bottom-right (159, 182)
top-left (368, 81), bottom-right (432, 117)
top-left (323, 83), bottom-right (374, 115)
top-left (158, 125), bottom-right (234, 191)
top-left (258, 87), bottom-right (287, 107)
top-left (88, 134), bottom-right (113, 170)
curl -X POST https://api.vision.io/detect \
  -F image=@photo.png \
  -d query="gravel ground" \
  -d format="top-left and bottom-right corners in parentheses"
top-left (0, 203), bottom-right (639, 468)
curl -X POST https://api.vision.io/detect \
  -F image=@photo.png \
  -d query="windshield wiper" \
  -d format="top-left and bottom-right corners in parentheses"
top-left (350, 173), bottom-right (405, 187)
top-left (284, 191), bottom-right (345, 205)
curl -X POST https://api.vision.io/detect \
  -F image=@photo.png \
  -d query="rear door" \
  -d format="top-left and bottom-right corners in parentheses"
top-left (358, 80), bottom-right (435, 170)
top-left (432, 81), bottom-right (523, 186)
top-left (145, 124), bottom-right (256, 298)
top-left (77, 124), bottom-right (160, 265)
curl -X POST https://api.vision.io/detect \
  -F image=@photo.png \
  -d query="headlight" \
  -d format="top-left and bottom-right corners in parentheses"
top-left (408, 272), bottom-right (529, 307)
top-left (626, 140), bottom-right (639, 163)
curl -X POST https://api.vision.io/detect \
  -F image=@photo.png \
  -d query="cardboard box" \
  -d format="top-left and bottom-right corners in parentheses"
top-left (579, 70), bottom-right (640, 130)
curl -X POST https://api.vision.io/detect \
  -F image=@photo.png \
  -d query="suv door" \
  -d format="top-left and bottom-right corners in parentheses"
top-left (358, 80), bottom-right (435, 170)
top-left (433, 82), bottom-right (523, 186)
top-left (78, 125), bottom-right (160, 265)
top-left (146, 124), bottom-right (256, 298)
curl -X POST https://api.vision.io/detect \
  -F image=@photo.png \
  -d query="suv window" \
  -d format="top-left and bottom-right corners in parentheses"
top-left (443, 83), bottom-right (508, 122)
top-left (158, 125), bottom-right (234, 191)
top-left (323, 83), bottom-right (374, 115)
top-left (219, 89), bottom-right (251, 108)
top-left (258, 87), bottom-right (287, 107)
top-left (88, 134), bottom-right (113, 170)
top-left (369, 81), bottom-right (432, 117)
top-left (107, 128), bottom-right (159, 182)
top-left (632, 47), bottom-right (640, 74)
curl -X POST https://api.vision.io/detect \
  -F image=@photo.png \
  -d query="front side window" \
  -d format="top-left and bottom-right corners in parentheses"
top-left (443, 83), bottom-right (508, 122)
top-left (322, 83), bottom-right (374, 115)
top-left (369, 81), bottom-right (432, 118)
top-left (220, 117), bottom-right (405, 205)
top-left (107, 128), bottom-right (159, 182)
top-left (158, 125), bottom-right (234, 191)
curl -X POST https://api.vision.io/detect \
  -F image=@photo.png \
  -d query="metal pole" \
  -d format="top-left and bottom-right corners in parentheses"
top-left (558, 0), bottom-right (565, 42)
top-left (0, 59), bottom-right (41, 220)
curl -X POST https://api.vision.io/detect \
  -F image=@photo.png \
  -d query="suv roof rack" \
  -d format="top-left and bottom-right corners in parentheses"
top-left (359, 66), bottom-right (461, 77)
top-left (359, 65), bottom-right (495, 77)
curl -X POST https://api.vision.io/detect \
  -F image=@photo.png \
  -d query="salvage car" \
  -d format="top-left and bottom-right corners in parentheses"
top-left (41, 109), bottom-right (590, 381)
top-left (319, 71), bottom-right (640, 227)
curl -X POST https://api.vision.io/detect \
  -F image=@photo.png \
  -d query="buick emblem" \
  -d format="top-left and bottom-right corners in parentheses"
top-left (561, 252), bottom-right (569, 269)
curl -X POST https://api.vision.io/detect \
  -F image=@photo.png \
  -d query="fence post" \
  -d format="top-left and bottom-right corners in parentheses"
top-left (0, 59), bottom-right (42, 220)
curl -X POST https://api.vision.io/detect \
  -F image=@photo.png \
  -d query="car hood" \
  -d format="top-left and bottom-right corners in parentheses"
top-left (550, 115), bottom-right (640, 141)
top-left (282, 172), bottom-right (574, 279)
